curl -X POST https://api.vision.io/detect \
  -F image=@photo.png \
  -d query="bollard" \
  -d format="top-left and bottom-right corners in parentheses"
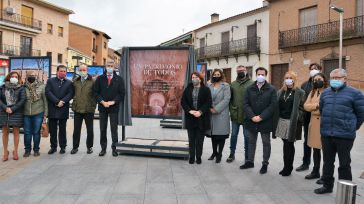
top-left (336, 180), bottom-right (357, 204)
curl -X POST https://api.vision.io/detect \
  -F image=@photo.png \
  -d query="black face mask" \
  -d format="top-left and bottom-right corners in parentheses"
top-left (27, 77), bottom-right (36, 83)
top-left (237, 72), bottom-right (246, 79)
top-left (313, 80), bottom-right (324, 89)
top-left (211, 76), bottom-right (222, 83)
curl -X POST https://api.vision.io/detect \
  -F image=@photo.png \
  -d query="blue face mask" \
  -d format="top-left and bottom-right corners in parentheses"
top-left (330, 79), bottom-right (344, 89)
top-left (106, 67), bottom-right (114, 73)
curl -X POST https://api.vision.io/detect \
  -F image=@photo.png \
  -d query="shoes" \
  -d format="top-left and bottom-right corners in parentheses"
top-left (281, 170), bottom-right (291, 177)
top-left (23, 151), bottom-right (31, 158)
top-left (112, 150), bottom-right (118, 157)
top-left (196, 157), bottom-right (202, 164)
top-left (314, 186), bottom-right (333, 194)
top-left (87, 148), bottom-right (93, 154)
top-left (305, 172), bottom-right (320, 180)
top-left (34, 151), bottom-right (40, 157)
top-left (48, 148), bottom-right (57, 154)
top-left (279, 168), bottom-right (286, 175)
top-left (296, 164), bottom-right (309, 172)
top-left (189, 158), bottom-right (195, 164)
top-left (2, 150), bottom-right (9, 161)
top-left (70, 148), bottom-right (78, 154)
top-left (316, 179), bottom-right (324, 185)
top-left (59, 148), bottom-right (66, 154)
top-left (226, 153), bottom-right (235, 163)
top-left (99, 150), bottom-right (106, 156)
top-left (260, 164), bottom-right (268, 174)
top-left (239, 162), bottom-right (254, 169)
top-left (215, 154), bottom-right (222, 163)
top-left (208, 153), bottom-right (216, 160)
top-left (13, 151), bottom-right (19, 160)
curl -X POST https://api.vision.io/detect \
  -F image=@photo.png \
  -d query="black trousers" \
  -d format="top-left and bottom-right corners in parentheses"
top-left (187, 128), bottom-right (205, 160)
top-left (302, 123), bottom-right (312, 166)
top-left (321, 137), bottom-right (354, 189)
top-left (99, 111), bottom-right (118, 150)
top-left (282, 139), bottom-right (295, 172)
top-left (312, 148), bottom-right (321, 174)
top-left (73, 112), bottom-right (94, 149)
top-left (48, 118), bottom-right (67, 149)
top-left (211, 137), bottom-right (226, 156)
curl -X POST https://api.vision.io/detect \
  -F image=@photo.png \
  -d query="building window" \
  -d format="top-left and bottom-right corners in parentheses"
top-left (92, 56), bottom-right (96, 65)
top-left (299, 6), bottom-right (317, 28)
top-left (92, 38), bottom-right (96, 52)
top-left (21, 5), bottom-right (33, 27)
top-left (58, 27), bottom-right (64, 37)
top-left (103, 58), bottom-right (106, 65)
top-left (104, 42), bottom-right (107, 49)
top-left (47, 24), bottom-right (53, 34)
top-left (57, 53), bottom-right (63, 64)
top-left (46, 52), bottom-right (52, 58)
top-left (358, 0), bottom-right (364, 16)
top-left (20, 36), bottom-right (32, 56)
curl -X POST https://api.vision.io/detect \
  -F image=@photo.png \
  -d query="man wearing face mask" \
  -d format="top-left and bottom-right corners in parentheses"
top-left (70, 64), bottom-right (96, 155)
top-left (240, 67), bottom-right (277, 174)
top-left (23, 71), bottom-right (48, 157)
top-left (314, 68), bottom-right (364, 194)
top-left (45, 65), bottom-right (74, 154)
top-left (296, 63), bottom-right (323, 172)
top-left (93, 60), bottom-right (125, 157)
top-left (227, 65), bottom-right (253, 163)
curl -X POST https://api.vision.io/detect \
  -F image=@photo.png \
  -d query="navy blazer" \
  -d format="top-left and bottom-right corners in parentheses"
top-left (45, 77), bottom-right (74, 119)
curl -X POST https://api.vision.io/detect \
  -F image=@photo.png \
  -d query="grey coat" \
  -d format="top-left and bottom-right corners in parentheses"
top-left (207, 82), bottom-right (231, 137)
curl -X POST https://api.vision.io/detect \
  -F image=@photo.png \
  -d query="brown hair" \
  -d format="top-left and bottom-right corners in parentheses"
top-left (309, 63), bottom-right (322, 70)
top-left (281, 71), bottom-right (299, 91)
top-left (191, 72), bottom-right (205, 86)
top-left (311, 73), bottom-right (328, 98)
top-left (4, 71), bottom-right (23, 84)
top-left (211, 69), bottom-right (225, 82)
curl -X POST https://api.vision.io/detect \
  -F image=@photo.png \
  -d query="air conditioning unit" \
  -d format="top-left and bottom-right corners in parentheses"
top-left (5, 7), bottom-right (16, 15)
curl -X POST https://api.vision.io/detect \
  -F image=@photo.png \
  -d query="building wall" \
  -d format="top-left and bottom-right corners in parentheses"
top-left (67, 48), bottom-right (92, 72)
top-left (268, 0), bottom-right (364, 89)
top-left (194, 9), bottom-right (270, 81)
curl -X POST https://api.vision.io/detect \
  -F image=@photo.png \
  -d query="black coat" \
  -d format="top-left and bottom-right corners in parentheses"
top-left (301, 78), bottom-right (313, 125)
top-left (93, 72), bottom-right (125, 113)
top-left (181, 83), bottom-right (212, 131)
top-left (244, 82), bottom-right (277, 133)
top-left (0, 84), bottom-right (26, 127)
top-left (45, 77), bottom-right (74, 119)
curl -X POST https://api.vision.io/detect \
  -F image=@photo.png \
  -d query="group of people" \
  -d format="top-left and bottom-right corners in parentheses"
top-left (0, 61), bottom-right (125, 161)
top-left (181, 64), bottom-right (364, 194)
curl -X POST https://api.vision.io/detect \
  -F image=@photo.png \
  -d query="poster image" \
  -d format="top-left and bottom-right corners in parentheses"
top-left (9, 57), bottom-right (51, 83)
top-left (196, 63), bottom-right (207, 82)
top-left (129, 48), bottom-right (189, 118)
top-left (74, 65), bottom-right (104, 79)
top-left (0, 59), bottom-right (9, 86)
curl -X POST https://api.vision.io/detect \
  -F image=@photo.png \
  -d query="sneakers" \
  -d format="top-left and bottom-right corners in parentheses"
top-left (260, 164), bottom-right (268, 174)
top-left (314, 186), bottom-right (333, 194)
top-left (296, 164), bottom-right (309, 172)
top-left (239, 162), bottom-right (254, 169)
top-left (226, 153), bottom-right (235, 163)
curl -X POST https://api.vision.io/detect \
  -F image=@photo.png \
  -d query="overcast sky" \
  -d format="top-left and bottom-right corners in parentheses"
top-left (48, 0), bottom-right (263, 49)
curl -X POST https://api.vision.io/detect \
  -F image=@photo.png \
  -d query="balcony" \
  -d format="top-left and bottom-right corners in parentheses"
top-left (0, 9), bottom-right (42, 32)
top-left (195, 37), bottom-right (261, 60)
top-left (279, 15), bottom-right (364, 49)
top-left (0, 44), bottom-right (41, 57)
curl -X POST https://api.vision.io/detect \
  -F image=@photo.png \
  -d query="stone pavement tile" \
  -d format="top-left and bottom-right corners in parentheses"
top-left (74, 183), bottom-right (112, 204)
top-left (109, 194), bottom-right (144, 204)
top-left (203, 180), bottom-right (233, 195)
top-left (170, 161), bottom-right (196, 177)
top-left (173, 175), bottom-right (205, 195)
top-left (207, 192), bottom-right (241, 204)
top-left (224, 173), bottom-right (262, 192)
top-left (113, 173), bottom-right (146, 194)
top-left (147, 163), bottom-right (173, 183)
top-left (237, 193), bottom-right (275, 204)
top-left (14, 182), bottom-right (59, 204)
top-left (295, 190), bottom-right (336, 204)
top-left (144, 193), bottom-right (177, 204)
top-left (146, 182), bottom-right (175, 195)
top-left (120, 157), bottom-right (148, 174)
top-left (177, 194), bottom-right (210, 204)
top-left (40, 193), bottom-right (80, 204)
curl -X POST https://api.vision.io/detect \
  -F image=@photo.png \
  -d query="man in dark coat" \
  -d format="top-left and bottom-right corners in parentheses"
top-left (240, 67), bottom-right (277, 174)
top-left (315, 68), bottom-right (364, 194)
top-left (296, 63), bottom-right (322, 172)
top-left (45, 65), bottom-right (74, 154)
top-left (93, 61), bottom-right (125, 157)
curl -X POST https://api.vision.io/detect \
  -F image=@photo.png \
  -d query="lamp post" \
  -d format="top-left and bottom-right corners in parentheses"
top-left (330, 5), bottom-right (344, 69)
top-left (231, 26), bottom-right (239, 41)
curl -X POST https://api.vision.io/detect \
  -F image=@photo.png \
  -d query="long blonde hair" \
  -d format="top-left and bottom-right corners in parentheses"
top-left (280, 71), bottom-right (299, 91)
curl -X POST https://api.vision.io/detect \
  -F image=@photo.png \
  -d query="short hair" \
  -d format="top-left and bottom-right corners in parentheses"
top-left (255, 67), bottom-right (268, 75)
top-left (330, 68), bottom-right (347, 77)
top-left (236, 65), bottom-right (246, 69)
top-left (211, 69), bottom-right (225, 82)
top-left (79, 63), bottom-right (88, 69)
top-left (57, 65), bottom-right (67, 71)
top-left (309, 63), bottom-right (322, 70)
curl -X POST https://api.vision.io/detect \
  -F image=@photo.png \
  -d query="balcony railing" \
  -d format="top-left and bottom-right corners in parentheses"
top-left (279, 15), bottom-right (364, 49)
top-left (195, 37), bottom-right (260, 60)
top-left (0, 9), bottom-right (42, 31)
top-left (0, 44), bottom-right (41, 57)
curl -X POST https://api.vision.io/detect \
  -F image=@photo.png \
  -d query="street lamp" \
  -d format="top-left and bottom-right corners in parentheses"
top-left (330, 5), bottom-right (344, 69)
top-left (231, 26), bottom-right (239, 41)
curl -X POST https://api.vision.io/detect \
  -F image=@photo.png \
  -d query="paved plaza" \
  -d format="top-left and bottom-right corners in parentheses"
top-left (0, 118), bottom-right (363, 204)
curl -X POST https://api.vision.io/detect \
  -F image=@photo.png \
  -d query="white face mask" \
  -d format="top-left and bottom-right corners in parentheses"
top-left (10, 77), bottom-right (18, 84)
top-left (256, 75), bottom-right (266, 83)
top-left (310, 69), bottom-right (320, 77)
top-left (285, 79), bottom-right (294, 86)
top-left (106, 67), bottom-right (114, 73)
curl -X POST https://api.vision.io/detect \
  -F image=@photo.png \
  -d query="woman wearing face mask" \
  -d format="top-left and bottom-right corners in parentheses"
top-left (303, 73), bottom-right (328, 182)
top-left (0, 72), bottom-right (26, 161)
top-left (273, 71), bottom-right (305, 176)
top-left (23, 71), bottom-right (48, 157)
top-left (181, 72), bottom-right (212, 164)
top-left (206, 69), bottom-right (231, 163)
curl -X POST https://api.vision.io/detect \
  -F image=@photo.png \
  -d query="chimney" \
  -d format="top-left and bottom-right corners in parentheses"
top-left (263, 0), bottom-right (269, 7)
top-left (211, 13), bottom-right (219, 23)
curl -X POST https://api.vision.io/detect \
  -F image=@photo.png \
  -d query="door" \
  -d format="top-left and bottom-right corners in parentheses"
top-left (271, 63), bottom-right (289, 89)
top-left (247, 24), bottom-right (257, 51)
top-left (221, 31), bottom-right (230, 55)
top-left (20, 36), bottom-right (32, 56)
top-left (199, 38), bottom-right (205, 58)
top-left (21, 5), bottom-right (33, 27)
top-left (323, 59), bottom-right (346, 77)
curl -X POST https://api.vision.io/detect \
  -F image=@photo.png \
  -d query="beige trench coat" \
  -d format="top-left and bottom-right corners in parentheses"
top-left (304, 90), bottom-right (322, 149)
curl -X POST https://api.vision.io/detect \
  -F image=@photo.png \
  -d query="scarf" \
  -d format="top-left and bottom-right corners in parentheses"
top-left (4, 82), bottom-right (21, 106)
top-left (25, 81), bottom-right (40, 102)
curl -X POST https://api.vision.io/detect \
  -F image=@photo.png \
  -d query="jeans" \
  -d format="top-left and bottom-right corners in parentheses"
top-left (23, 112), bottom-right (44, 152)
top-left (187, 128), bottom-right (205, 160)
top-left (321, 137), bottom-right (354, 189)
top-left (230, 121), bottom-right (249, 160)
top-left (99, 111), bottom-right (118, 150)
top-left (49, 118), bottom-right (68, 149)
top-left (73, 112), bottom-right (94, 149)
top-left (246, 130), bottom-right (271, 165)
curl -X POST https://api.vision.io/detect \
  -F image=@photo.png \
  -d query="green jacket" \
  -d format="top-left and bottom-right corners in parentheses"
top-left (72, 75), bottom-right (96, 113)
top-left (229, 78), bottom-right (253, 124)
top-left (24, 82), bottom-right (48, 116)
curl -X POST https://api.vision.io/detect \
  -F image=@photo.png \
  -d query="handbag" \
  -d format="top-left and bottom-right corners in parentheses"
top-left (41, 122), bottom-right (49, 138)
